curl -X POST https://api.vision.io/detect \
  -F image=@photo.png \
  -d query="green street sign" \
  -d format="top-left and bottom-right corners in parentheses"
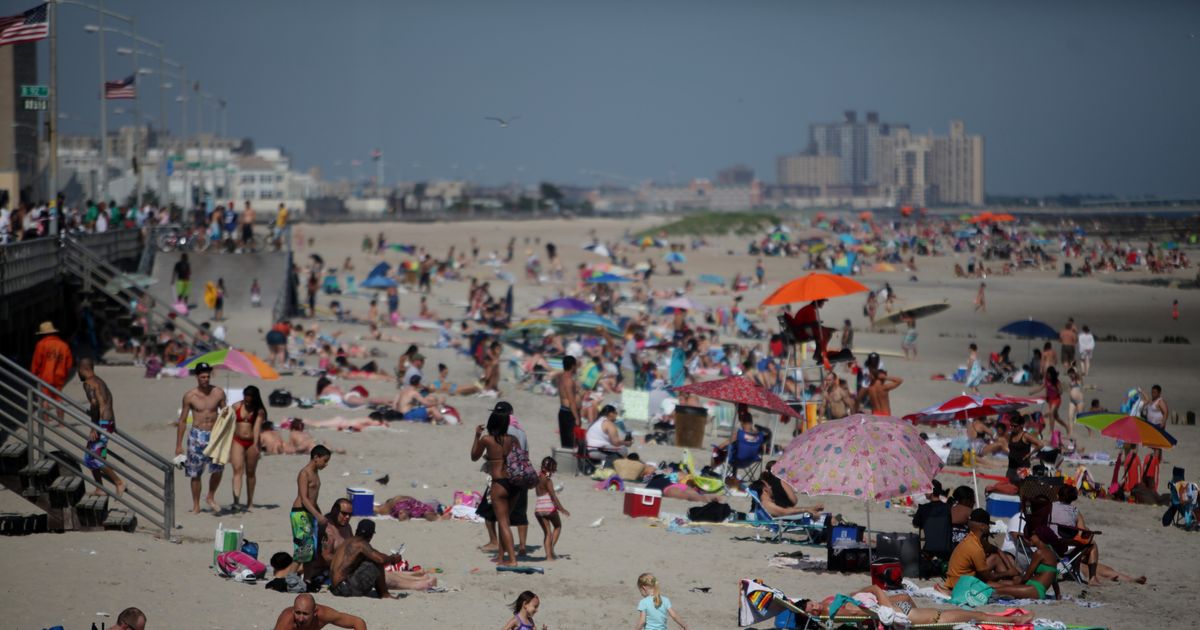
top-left (20, 85), bottom-right (49, 99)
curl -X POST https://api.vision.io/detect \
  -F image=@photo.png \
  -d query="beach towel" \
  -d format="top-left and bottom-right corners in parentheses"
top-left (203, 406), bottom-right (236, 465)
top-left (949, 574), bottom-right (995, 608)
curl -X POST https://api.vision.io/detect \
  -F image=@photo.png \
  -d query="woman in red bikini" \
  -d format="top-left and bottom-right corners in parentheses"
top-left (230, 385), bottom-right (266, 511)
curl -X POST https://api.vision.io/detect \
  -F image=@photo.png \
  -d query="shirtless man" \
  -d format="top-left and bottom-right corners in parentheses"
top-left (303, 498), bottom-right (354, 580)
top-left (480, 341), bottom-right (503, 394)
top-left (241, 200), bottom-right (257, 251)
top-left (272, 594), bottom-right (366, 630)
top-left (329, 520), bottom-right (405, 598)
top-left (391, 375), bottom-right (444, 423)
top-left (555, 355), bottom-right (582, 448)
top-left (291, 445), bottom-right (332, 573)
top-left (859, 369), bottom-right (903, 416)
top-left (1059, 319), bottom-right (1077, 369)
top-left (78, 358), bottom-right (125, 497)
top-left (174, 362), bottom-right (226, 513)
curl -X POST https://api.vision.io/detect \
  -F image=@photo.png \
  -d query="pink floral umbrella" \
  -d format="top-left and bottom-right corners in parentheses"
top-left (772, 414), bottom-right (942, 561)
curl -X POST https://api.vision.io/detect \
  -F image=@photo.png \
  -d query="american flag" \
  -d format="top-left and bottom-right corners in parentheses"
top-left (371, 149), bottom-right (383, 161)
top-left (105, 74), bottom-right (136, 100)
top-left (0, 3), bottom-right (49, 47)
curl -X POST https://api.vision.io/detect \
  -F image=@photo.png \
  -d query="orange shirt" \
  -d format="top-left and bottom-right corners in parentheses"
top-left (944, 530), bottom-right (988, 589)
top-left (31, 335), bottom-right (74, 388)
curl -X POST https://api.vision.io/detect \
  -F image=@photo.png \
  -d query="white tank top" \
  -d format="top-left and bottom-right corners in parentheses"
top-left (586, 419), bottom-right (613, 449)
top-left (1146, 401), bottom-right (1165, 426)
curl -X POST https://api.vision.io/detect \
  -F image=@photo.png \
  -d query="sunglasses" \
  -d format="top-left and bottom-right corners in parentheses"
top-left (339, 511), bottom-right (352, 516)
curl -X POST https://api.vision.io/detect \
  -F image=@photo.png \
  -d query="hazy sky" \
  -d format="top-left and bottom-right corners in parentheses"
top-left (38, 0), bottom-right (1200, 196)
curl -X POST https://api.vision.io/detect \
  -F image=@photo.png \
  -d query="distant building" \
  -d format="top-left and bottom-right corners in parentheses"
top-left (716, 164), bottom-right (754, 186)
top-left (640, 179), bottom-right (762, 212)
top-left (0, 42), bottom-right (40, 205)
top-left (776, 154), bottom-right (840, 190)
top-left (875, 120), bottom-right (984, 206)
top-left (808, 110), bottom-right (908, 188)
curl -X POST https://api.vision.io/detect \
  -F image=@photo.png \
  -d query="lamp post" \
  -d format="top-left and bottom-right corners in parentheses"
top-left (93, 26), bottom-right (163, 209)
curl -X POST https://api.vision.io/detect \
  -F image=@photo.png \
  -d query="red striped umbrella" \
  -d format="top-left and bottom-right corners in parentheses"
top-left (903, 393), bottom-right (1042, 425)
top-left (673, 376), bottom-right (802, 418)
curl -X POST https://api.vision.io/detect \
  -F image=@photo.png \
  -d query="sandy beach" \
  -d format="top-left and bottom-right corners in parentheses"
top-left (4, 216), bottom-right (1197, 630)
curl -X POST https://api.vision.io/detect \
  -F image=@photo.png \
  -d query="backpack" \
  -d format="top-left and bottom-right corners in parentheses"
top-left (688, 502), bottom-right (733, 522)
top-left (504, 440), bottom-right (539, 489)
top-left (268, 389), bottom-right (293, 408)
top-left (216, 550), bottom-right (266, 580)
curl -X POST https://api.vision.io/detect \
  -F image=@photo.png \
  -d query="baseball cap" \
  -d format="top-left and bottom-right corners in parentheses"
top-left (356, 520), bottom-right (376, 537)
top-left (492, 401), bottom-right (513, 415)
top-left (968, 508), bottom-right (994, 525)
top-left (193, 362), bottom-right (214, 374)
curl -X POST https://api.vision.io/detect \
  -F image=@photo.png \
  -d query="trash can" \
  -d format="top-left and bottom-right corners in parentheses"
top-left (673, 405), bottom-right (708, 448)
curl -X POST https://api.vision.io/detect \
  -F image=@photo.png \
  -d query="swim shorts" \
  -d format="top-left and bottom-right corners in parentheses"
top-left (402, 407), bottom-right (430, 422)
top-left (185, 427), bottom-right (224, 478)
top-left (331, 562), bottom-right (380, 597)
top-left (290, 508), bottom-right (316, 563)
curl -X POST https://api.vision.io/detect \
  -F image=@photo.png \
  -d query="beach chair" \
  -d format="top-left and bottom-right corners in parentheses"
top-left (714, 426), bottom-right (766, 485)
top-left (743, 488), bottom-right (820, 543)
top-left (572, 427), bottom-right (621, 476)
top-left (1162, 467), bottom-right (1198, 530)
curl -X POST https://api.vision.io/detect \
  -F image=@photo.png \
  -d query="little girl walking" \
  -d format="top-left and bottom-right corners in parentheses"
top-left (534, 457), bottom-right (570, 560)
top-left (636, 573), bottom-right (688, 630)
top-left (501, 590), bottom-right (547, 630)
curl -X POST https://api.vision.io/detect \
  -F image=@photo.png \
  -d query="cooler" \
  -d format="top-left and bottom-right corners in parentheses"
top-left (673, 405), bottom-right (708, 448)
top-left (986, 493), bottom-right (1021, 519)
top-left (623, 488), bottom-right (662, 518)
top-left (347, 487), bottom-right (375, 517)
top-left (551, 447), bottom-right (576, 475)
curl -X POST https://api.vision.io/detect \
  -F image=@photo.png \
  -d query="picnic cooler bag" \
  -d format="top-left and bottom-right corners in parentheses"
top-left (212, 522), bottom-right (244, 567)
top-left (624, 487), bottom-right (662, 518)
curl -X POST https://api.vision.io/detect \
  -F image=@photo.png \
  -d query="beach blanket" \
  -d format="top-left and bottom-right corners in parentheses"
top-left (202, 406), bottom-right (236, 465)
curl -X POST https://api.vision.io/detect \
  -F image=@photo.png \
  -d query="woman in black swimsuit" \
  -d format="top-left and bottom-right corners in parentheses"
top-left (471, 405), bottom-right (519, 566)
top-left (1006, 417), bottom-right (1043, 483)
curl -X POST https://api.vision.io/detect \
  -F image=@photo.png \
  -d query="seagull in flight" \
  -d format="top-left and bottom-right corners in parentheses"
top-left (485, 115), bottom-right (521, 128)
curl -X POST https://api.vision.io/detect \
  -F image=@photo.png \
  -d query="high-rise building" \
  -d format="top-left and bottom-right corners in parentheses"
top-left (875, 120), bottom-right (984, 206)
top-left (0, 42), bottom-right (40, 205)
top-left (776, 154), bottom-right (840, 189)
top-left (808, 110), bottom-right (907, 189)
top-left (716, 164), bottom-right (754, 186)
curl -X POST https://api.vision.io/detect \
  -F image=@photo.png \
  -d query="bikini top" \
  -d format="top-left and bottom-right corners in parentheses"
top-left (513, 615), bottom-right (534, 630)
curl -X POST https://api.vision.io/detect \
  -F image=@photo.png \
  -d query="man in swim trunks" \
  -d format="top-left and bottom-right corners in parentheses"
top-left (1059, 319), bottom-right (1077, 369)
top-left (78, 358), bottom-right (125, 497)
top-left (391, 374), bottom-right (444, 423)
top-left (555, 356), bottom-right (581, 448)
top-left (175, 362), bottom-right (226, 513)
top-left (272, 593), bottom-right (366, 630)
top-left (329, 520), bottom-right (403, 598)
top-left (292, 445), bottom-right (332, 572)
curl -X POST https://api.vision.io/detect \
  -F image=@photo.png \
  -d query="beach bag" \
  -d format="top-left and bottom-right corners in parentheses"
top-left (269, 389), bottom-right (293, 407)
top-left (441, 405), bottom-right (461, 425)
top-left (216, 550), bottom-right (266, 580)
top-left (504, 442), bottom-right (539, 488)
top-left (688, 502), bottom-right (733, 523)
top-left (240, 540), bottom-right (259, 559)
top-left (453, 490), bottom-right (482, 507)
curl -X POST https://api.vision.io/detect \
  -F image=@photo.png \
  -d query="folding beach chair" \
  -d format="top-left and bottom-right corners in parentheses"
top-left (743, 488), bottom-right (821, 543)
top-left (572, 427), bottom-right (621, 476)
top-left (714, 425), bottom-right (767, 486)
top-left (1162, 467), bottom-right (1198, 530)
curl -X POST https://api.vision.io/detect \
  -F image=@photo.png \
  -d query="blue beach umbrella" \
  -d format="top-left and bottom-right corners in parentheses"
top-left (551, 312), bottom-right (623, 336)
top-left (664, 251), bottom-right (687, 263)
top-left (998, 318), bottom-right (1058, 340)
top-left (587, 273), bottom-right (631, 284)
top-left (534, 297), bottom-right (593, 312)
top-left (360, 274), bottom-right (397, 289)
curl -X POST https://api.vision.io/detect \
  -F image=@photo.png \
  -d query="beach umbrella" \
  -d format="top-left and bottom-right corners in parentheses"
top-left (180, 348), bottom-right (279, 380)
top-left (366, 262), bottom-right (390, 278)
top-left (699, 273), bottom-right (726, 286)
top-left (760, 272), bottom-right (868, 307)
top-left (674, 376), bottom-right (802, 419)
top-left (663, 251), bottom-right (687, 263)
top-left (1074, 412), bottom-right (1127, 432)
top-left (903, 393), bottom-right (1041, 425)
top-left (872, 262), bottom-right (898, 273)
top-left (1101, 416), bottom-right (1177, 449)
top-left (583, 242), bottom-right (612, 257)
top-left (586, 273), bottom-right (631, 284)
top-left (551, 312), bottom-right (623, 336)
top-left (533, 297), bottom-right (593, 312)
top-left (773, 414), bottom-right (942, 562)
top-left (998, 318), bottom-right (1058, 340)
top-left (661, 296), bottom-right (705, 312)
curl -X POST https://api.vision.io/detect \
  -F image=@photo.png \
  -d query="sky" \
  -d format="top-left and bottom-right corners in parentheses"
top-left (35, 0), bottom-right (1200, 196)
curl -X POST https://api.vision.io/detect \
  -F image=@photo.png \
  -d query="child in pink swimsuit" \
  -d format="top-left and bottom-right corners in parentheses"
top-left (534, 457), bottom-right (570, 560)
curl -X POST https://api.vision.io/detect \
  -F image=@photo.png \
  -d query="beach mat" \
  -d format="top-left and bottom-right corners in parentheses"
top-left (497, 565), bottom-right (544, 575)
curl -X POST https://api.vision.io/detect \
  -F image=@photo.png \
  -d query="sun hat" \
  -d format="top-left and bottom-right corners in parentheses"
top-left (36, 321), bottom-right (58, 335)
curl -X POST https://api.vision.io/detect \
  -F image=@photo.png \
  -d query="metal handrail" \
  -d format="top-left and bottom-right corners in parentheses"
top-left (0, 354), bottom-right (175, 537)
top-left (61, 236), bottom-right (226, 349)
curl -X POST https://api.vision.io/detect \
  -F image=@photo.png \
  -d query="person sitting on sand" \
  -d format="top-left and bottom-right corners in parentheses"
top-left (272, 593), bottom-right (366, 630)
top-left (287, 419), bottom-right (347, 455)
top-left (391, 374), bottom-right (445, 423)
top-left (798, 584), bottom-right (1033, 626)
top-left (429, 363), bottom-right (481, 397)
top-left (749, 461), bottom-right (824, 517)
top-left (374, 495), bottom-right (447, 522)
top-left (329, 520), bottom-right (406, 598)
top-left (937, 508), bottom-right (1021, 595)
top-left (259, 420), bottom-right (295, 455)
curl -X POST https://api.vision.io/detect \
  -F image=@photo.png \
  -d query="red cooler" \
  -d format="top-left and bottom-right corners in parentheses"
top-left (623, 488), bottom-right (662, 518)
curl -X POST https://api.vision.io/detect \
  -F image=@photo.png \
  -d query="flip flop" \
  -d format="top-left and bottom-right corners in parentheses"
top-left (496, 566), bottom-right (544, 575)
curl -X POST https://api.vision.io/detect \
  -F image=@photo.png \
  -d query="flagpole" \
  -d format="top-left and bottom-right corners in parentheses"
top-left (131, 16), bottom-right (142, 209)
top-left (98, 0), bottom-right (107, 203)
top-left (49, 0), bottom-right (58, 205)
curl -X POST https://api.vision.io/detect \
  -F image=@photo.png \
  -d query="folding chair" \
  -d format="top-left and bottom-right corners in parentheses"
top-left (743, 488), bottom-right (820, 543)
top-left (716, 425), bottom-right (767, 486)
top-left (572, 427), bottom-right (621, 476)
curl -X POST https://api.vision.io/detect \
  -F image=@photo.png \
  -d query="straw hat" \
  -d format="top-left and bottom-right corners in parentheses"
top-left (35, 321), bottom-right (58, 335)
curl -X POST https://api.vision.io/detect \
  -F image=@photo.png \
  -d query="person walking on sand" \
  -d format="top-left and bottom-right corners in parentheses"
top-left (1059, 319), bottom-right (1077, 369)
top-left (272, 593), bottom-right (366, 630)
top-left (78, 358), bottom-right (125, 497)
top-left (471, 405), bottom-right (522, 566)
top-left (174, 362), bottom-right (226, 513)
top-left (172, 252), bottom-right (192, 303)
top-left (502, 591), bottom-right (547, 630)
top-left (974, 282), bottom-right (986, 313)
top-left (965, 343), bottom-right (984, 394)
top-left (636, 573), bottom-right (688, 630)
top-left (291, 445), bottom-right (332, 571)
top-left (1172, 299), bottom-right (1180, 321)
top-left (1077, 325), bottom-right (1095, 376)
top-left (251, 278), bottom-right (262, 308)
top-left (534, 457), bottom-right (570, 560)
top-left (230, 385), bottom-right (266, 511)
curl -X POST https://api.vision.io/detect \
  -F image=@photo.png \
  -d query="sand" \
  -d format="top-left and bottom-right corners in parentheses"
top-left (3, 217), bottom-right (1197, 629)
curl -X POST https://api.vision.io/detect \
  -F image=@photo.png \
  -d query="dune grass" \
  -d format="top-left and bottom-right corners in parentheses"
top-left (637, 211), bottom-right (780, 238)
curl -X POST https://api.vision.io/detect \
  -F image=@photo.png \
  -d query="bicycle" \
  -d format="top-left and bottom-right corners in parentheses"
top-left (156, 226), bottom-right (210, 253)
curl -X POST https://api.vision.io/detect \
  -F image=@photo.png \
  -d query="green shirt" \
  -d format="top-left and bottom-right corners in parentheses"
top-left (85, 205), bottom-right (99, 223)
